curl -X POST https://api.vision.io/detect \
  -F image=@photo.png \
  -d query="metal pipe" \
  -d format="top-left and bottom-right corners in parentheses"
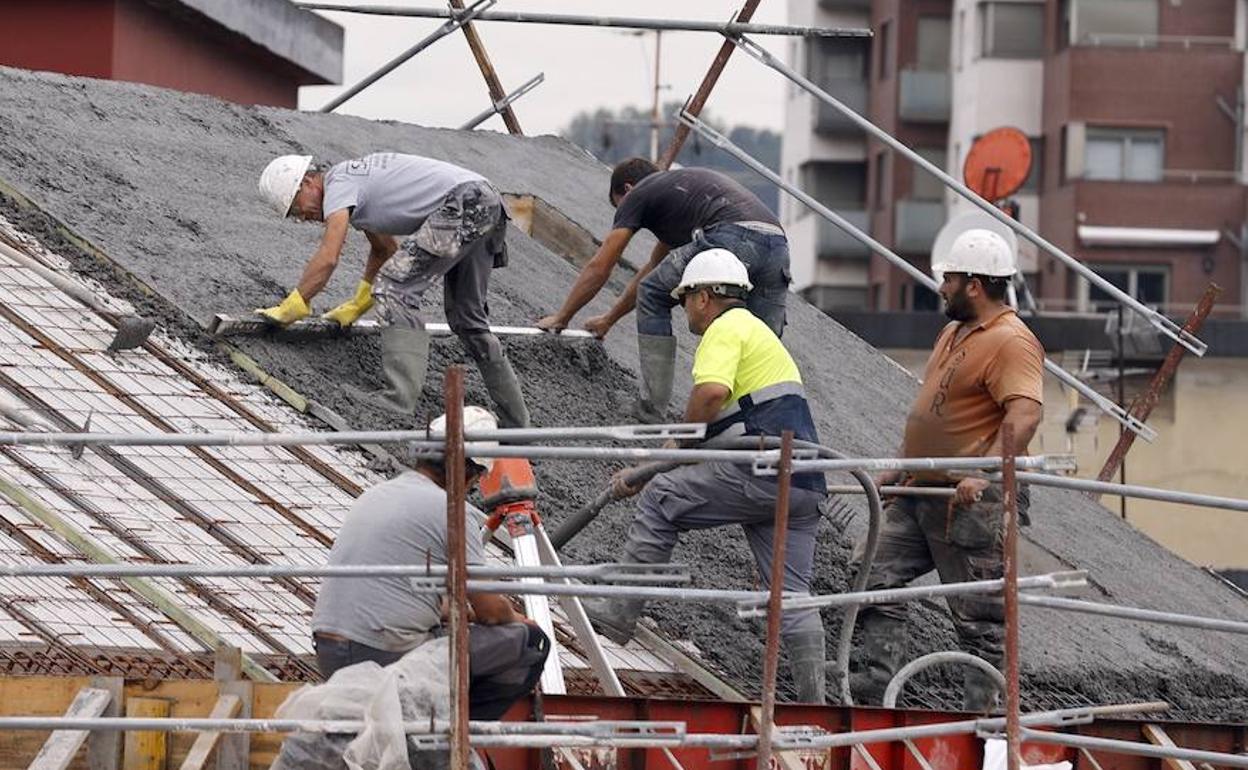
top-left (319, 0), bottom-right (496, 113)
top-left (756, 431), bottom-right (794, 770)
top-left (1020, 728), bottom-right (1248, 768)
top-left (0, 562), bottom-right (690, 583)
top-left (882, 651), bottom-right (1006, 709)
top-left (297, 4), bottom-right (868, 37)
top-left (0, 717), bottom-right (678, 735)
top-left (675, 109), bottom-right (1158, 443)
top-left (454, 581), bottom-right (777, 603)
top-left (459, 73), bottom-right (544, 130)
top-left (737, 571), bottom-right (1087, 616)
top-left (1002, 423), bottom-right (1021, 770)
top-left (1019, 594), bottom-right (1248, 635)
top-left (775, 455), bottom-right (1068, 475)
top-left (1013, 471), bottom-right (1248, 513)
top-left (829, 484), bottom-right (955, 497)
top-left (0, 423), bottom-right (706, 448)
top-left (725, 33), bottom-right (1206, 358)
top-left (443, 366), bottom-right (470, 770)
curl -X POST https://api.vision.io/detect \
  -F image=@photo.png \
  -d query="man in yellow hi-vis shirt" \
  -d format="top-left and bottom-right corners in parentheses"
top-left (586, 249), bottom-right (829, 703)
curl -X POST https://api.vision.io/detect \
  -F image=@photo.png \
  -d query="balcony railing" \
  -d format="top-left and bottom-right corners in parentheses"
top-left (1076, 33), bottom-right (1234, 49)
top-left (812, 79), bottom-right (868, 135)
top-left (818, 0), bottom-right (871, 10)
top-left (898, 69), bottom-right (950, 123)
top-left (894, 199), bottom-right (945, 254)
top-left (817, 209), bottom-right (871, 260)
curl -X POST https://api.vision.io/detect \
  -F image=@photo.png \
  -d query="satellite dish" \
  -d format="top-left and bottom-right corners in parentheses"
top-left (963, 127), bottom-right (1032, 201)
top-left (931, 211), bottom-right (1022, 303)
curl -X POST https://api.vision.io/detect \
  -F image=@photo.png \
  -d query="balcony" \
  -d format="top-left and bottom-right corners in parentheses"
top-left (817, 209), bottom-right (871, 260)
top-left (812, 79), bottom-right (868, 134)
top-left (898, 69), bottom-right (950, 123)
top-left (894, 200), bottom-right (945, 254)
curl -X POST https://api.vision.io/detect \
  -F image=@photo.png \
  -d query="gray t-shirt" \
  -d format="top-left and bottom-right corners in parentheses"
top-left (321, 152), bottom-right (486, 235)
top-left (312, 471), bottom-right (487, 652)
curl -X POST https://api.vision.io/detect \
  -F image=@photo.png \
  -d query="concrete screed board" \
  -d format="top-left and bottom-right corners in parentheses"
top-left (0, 65), bottom-right (1245, 717)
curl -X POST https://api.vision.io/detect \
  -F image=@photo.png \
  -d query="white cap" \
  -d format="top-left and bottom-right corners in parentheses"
top-left (258, 155), bottom-right (313, 216)
top-left (930, 228), bottom-right (1016, 283)
top-left (428, 405), bottom-right (499, 473)
top-left (671, 248), bottom-right (754, 300)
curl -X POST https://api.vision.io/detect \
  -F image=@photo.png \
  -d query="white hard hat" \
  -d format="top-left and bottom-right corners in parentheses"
top-left (930, 228), bottom-right (1016, 283)
top-left (671, 248), bottom-right (754, 300)
top-left (258, 154), bottom-right (313, 216)
top-left (428, 405), bottom-right (499, 473)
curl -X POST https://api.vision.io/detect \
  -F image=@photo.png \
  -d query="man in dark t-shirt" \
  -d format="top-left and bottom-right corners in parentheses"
top-left (536, 158), bottom-right (791, 423)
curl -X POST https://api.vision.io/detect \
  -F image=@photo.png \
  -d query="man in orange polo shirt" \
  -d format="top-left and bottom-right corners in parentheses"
top-left (850, 229), bottom-right (1044, 712)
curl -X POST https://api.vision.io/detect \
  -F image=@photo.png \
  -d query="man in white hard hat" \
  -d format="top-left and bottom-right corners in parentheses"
top-left (311, 405), bottom-right (549, 719)
top-left (850, 228), bottom-right (1044, 712)
top-left (535, 158), bottom-right (791, 424)
top-left (585, 248), bottom-right (830, 703)
top-left (256, 153), bottom-right (529, 428)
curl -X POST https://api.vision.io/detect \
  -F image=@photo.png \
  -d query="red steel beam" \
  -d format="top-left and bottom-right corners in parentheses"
top-left (658, 0), bottom-right (763, 169)
top-left (1094, 283), bottom-right (1222, 488)
top-left (443, 366), bottom-right (471, 768)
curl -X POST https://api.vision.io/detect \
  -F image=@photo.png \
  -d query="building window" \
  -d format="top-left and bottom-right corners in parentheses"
top-left (1063, 0), bottom-right (1159, 47)
top-left (1085, 128), bottom-right (1164, 182)
top-left (980, 2), bottom-right (1045, 58)
top-left (1020, 136), bottom-right (1044, 193)
top-left (916, 17), bottom-right (952, 72)
top-left (807, 37), bottom-right (870, 85)
top-left (912, 147), bottom-right (948, 201)
top-left (873, 151), bottom-right (889, 210)
top-left (800, 161), bottom-right (868, 219)
top-left (1086, 264), bottom-right (1168, 312)
top-left (877, 20), bottom-right (893, 80)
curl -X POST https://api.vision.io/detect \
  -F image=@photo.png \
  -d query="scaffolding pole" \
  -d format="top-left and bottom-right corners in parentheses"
top-left (459, 73), bottom-right (544, 130)
top-left (448, 0), bottom-right (523, 135)
top-left (442, 366), bottom-right (470, 770)
top-left (1009, 471), bottom-right (1248, 513)
top-left (676, 109), bottom-right (1160, 443)
top-left (1019, 728), bottom-right (1248, 768)
top-left (1002, 423), bottom-right (1021, 770)
top-left (725, 33), bottom-right (1207, 358)
top-left (298, 4), bottom-right (868, 37)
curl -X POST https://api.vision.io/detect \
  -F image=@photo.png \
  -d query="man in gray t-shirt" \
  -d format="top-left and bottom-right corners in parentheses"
top-left (256, 152), bottom-right (530, 428)
top-left (311, 406), bottom-right (549, 719)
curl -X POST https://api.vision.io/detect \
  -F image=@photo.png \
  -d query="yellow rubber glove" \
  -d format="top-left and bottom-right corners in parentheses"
top-left (321, 280), bottom-right (375, 327)
top-left (256, 289), bottom-right (310, 327)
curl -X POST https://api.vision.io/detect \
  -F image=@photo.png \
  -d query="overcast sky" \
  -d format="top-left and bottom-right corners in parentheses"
top-left (298, 1), bottom-right (793, 137)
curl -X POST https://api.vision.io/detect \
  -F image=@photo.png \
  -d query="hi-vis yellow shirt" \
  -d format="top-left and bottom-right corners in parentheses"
top-left (692, 307), bottom-right (801, 407)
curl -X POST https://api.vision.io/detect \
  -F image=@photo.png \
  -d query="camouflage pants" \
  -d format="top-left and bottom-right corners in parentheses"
top-left (372, 180), bottom-right (509, 364)
top-left (851, 485), bottom-right (1029, 698)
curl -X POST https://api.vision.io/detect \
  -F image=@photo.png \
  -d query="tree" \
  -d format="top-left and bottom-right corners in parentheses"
top-left (561, 101), bottom-right (782, 212)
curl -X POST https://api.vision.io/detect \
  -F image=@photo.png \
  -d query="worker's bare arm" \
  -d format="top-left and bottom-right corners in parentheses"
top-left (467, 591), bottom-right (525, 625)
top-left (584, 241), bottom-right (672, 339)
top-left (362, 230), bottom-right (399, 283)
top-left (682, 382), bottom-right (732, 439)
top-left (295, 210), bottom-right (350, 301)
top-left (954, 396), bottom-right (1043, 505)
top-left (537, 228), bottom-right (634, 332)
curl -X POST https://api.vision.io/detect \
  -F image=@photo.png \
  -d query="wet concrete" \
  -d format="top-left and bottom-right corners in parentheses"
top-left (0, 66), bottom-right (1246, 717)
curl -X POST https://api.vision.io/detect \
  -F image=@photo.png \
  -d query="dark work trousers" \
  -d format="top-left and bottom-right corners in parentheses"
top-left (314, 622), bottom-right (550, 720)
top-left (849, 484), bottom-right (1030, 704)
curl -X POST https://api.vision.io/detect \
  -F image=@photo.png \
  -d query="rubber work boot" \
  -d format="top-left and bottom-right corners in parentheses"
top-left (849, 614), bottom-right (907, 705)
top-left (783, 629), bottom-right (828, 704)
top-left (378, 325), bottom-right (431, 414)
top-left (962, 664), bottom-right (1003, 713)
top-left (476, 357), bottom-right (531, 429)
top-left (583, 555), bottom-right (649, 645)
top-left (633, 334), bottom-right (677, 424)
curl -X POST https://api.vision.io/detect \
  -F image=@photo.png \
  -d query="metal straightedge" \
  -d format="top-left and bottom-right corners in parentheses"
top-left (676, 109), bottom-right (1159, 443)
top-left (320, 0), bottom-right (496, 113)
top-left (736, 571), bottom-right (1087, 617)
top-left (460, 73), bottom-right (545, 130)
top-left (207, 313), bottom-right (595, 340)
top-left (725, 33), bottom-right (1207, 359)
top-left (297, 4), bottom-right (869, 37)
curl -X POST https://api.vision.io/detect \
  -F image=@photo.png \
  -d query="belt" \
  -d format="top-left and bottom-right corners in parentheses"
top-left (313, 631), bottom-right (349, 643)
top-left (732, 220), bottom-right (785, 236)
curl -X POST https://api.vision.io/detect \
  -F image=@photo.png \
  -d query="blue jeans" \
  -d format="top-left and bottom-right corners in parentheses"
top-left (636, 223), bottom-right (791, 337)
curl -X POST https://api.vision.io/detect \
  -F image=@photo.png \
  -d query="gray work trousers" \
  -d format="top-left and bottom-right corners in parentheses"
top-left (625, 461), bottom-right (824, 636)
top-left (852, 486), bottom-right (1029, 679)
top-left (372, 180), bottom-right (511, 366)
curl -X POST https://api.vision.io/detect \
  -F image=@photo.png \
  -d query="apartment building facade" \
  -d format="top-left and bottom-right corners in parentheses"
top-left (783, 0), bottom-right (1248, 317)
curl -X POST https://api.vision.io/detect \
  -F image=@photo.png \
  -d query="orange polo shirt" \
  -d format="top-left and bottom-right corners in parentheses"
top-left (902, 306), bottom-right (1044, 474)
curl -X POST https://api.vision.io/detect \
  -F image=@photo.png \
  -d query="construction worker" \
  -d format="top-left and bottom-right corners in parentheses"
top-left (536, 158), bottom-right (790, 423)
top-left (850, 229), bottom-right (1044, 712)
top-left (311, 406), bottom-right (550, 719)
top-left (584, 248), bottom-right (829, 703)
top-left (256, 153), bottom-right (530, 428)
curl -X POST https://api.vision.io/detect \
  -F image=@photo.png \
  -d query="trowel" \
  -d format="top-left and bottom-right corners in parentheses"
top-left (0, 240), bottom-right (156, 352)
